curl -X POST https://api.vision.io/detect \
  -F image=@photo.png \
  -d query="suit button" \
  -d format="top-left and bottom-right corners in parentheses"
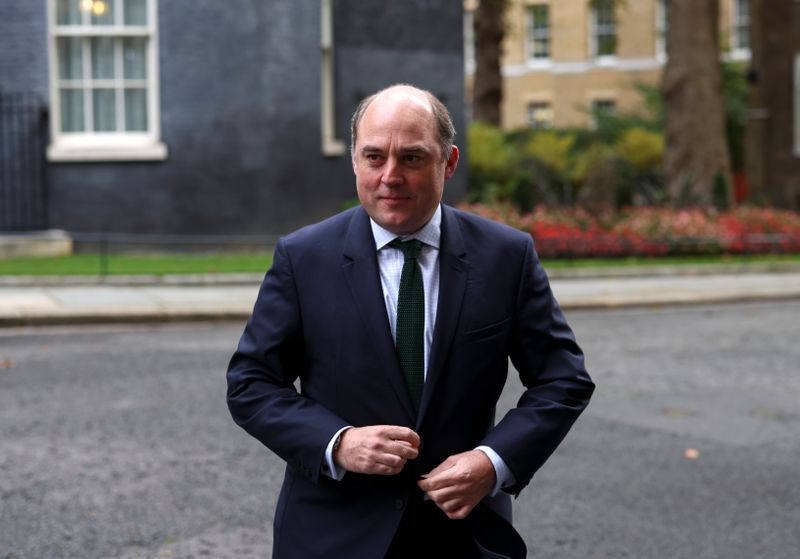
top-left (394, 499), bottom-right (405, 510)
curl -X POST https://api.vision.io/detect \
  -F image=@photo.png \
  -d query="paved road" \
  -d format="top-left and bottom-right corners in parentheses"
top-left (1, 302), bottom-right (798, 558)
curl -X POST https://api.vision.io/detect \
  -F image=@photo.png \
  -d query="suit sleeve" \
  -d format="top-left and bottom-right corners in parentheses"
top-left (480, 235), bottom-right (594, 495)
top-left (226, 239), bottom-right (350, 483)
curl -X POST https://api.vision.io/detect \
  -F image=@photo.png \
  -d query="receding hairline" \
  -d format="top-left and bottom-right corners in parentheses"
top-left (350, 84), bottom-right (456, 161)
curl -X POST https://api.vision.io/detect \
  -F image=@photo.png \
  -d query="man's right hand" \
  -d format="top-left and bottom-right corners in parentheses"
top-left (333, 425), bottom-right (420, 475)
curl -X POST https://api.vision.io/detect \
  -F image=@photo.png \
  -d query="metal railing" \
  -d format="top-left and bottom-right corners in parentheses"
top-left (70, 231), bottom-right (281, 276)
top-left (0, 90), bottom-right (48, 231)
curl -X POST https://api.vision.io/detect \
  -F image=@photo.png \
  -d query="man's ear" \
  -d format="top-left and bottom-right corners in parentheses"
top-left (444, 145), bottom-right (459, 180)
top-left (351, 153), bottom-right (357, 174)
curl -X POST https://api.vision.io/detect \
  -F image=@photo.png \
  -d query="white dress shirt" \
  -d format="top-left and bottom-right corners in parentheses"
top-left (323, 205), bottom-right (515, 495)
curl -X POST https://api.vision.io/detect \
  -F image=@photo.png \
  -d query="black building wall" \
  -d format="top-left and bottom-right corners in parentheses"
top-left (333, 0), bottom-right (468, 210)
top-left (1, 0), bottom-right (466, 236)
top-left (0, 1), bottom-right (49, 96)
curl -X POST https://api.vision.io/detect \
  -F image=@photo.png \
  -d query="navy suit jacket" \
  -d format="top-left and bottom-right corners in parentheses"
top-left (227, 204), bottom-right (594, 558)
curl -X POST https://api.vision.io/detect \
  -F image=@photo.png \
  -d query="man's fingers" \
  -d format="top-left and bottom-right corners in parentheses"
top-left (392, 440), bottom-right (419, 459)
top-left (386, 426), bottom-right (421, 449)
top-left (334, 425), bottom-right (420, 475)
top-left (417, 458), bottom-right (459, 492)
top-left (417, 451), bottom-right (496, 517)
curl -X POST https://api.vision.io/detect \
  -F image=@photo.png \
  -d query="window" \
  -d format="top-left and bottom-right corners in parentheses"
top-left (590, 98), bottom-right (615, 128)
top-left (525, 5), bottom-right (550, 61)
top-left (48, 0), bottom-right (166, 161)
top-left (320, 0), bottom-right (345, 156)
top-left (655, 0), bottom-right (669, 59)
top-left (591, 0), bottom-right (617, 58)
top-left (527, 102), bottom-right (553, 129)
top-left (731, 0), bottom-right (750, 54)
top-left (464, 9), bottom-right (476, 73)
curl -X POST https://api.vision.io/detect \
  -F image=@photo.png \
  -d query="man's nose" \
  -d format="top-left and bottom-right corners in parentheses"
top-left (381, 157), bottom-right (403, 185)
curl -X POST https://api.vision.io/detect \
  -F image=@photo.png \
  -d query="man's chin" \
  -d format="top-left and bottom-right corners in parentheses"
top-left (376, 215), bottom-right (416, 236)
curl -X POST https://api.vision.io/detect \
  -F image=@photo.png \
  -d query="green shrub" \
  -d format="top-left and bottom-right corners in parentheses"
top-left (615, 127), bottom-right (663, 173)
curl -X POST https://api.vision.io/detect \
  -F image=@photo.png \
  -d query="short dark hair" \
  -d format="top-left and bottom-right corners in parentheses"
top-left (350, 84), bottom-right (456, 161)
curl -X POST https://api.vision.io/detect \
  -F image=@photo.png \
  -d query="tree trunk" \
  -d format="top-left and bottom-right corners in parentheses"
top-left (744, 0), bottom-right (767, 204)
top-left (472, 0), bottom-right (507, 126)
top-left (745, 0), bottom-right (800, 210)
top-left (661, 0), bottom-right (733, 207)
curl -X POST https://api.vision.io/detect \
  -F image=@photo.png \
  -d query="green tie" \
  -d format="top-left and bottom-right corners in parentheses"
top-left (389, 238), bottom-right (425, 413)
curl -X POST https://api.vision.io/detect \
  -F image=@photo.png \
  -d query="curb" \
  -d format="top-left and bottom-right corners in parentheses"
top-left (0, 272), bottom-right (265, 287)
top-left (545, 261), bottom-right (800, 279)
top-left (2, 289), bottom-right (798, 329)
top-left (0, 311), bottom-right (251, 328)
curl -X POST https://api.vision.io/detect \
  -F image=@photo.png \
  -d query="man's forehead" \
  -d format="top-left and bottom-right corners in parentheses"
top-left (374, 86), bottom-right (433, 112)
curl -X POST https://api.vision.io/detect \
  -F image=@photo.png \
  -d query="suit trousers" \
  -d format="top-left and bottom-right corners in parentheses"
top-left (385, 493), bottom-right (482, 559)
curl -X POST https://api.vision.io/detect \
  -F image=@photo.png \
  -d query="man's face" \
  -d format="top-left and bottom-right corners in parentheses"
top-left (352, 90), bottom-right (459, 236)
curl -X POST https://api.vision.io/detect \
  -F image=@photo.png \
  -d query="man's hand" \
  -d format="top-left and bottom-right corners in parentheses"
top-left (417, 450), bottom-right (496, 519)
top-left (333, 425), bottom-right (420, 475)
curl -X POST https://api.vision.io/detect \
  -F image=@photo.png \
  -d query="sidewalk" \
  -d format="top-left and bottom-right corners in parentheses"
top-left (1, 266), bottom-right (799, 327)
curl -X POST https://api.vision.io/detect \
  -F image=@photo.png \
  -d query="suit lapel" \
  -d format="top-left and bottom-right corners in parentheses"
top-left (417, 205), bottom-right (469, 426)
top-left (341, 207), bottom-right (416, 422)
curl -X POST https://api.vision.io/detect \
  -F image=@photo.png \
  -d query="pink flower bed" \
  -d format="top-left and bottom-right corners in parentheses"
top-left (461, 203), bottom-right (800, 258)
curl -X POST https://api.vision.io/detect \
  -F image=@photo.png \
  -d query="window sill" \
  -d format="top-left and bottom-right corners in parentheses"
top-left (47, 140), bottom-right (168, 162)
top-left (525, 58), bottom-right (553, 70)
top-left (726, 49), bottom-right (751, 62)
top-left (322, 138), bottom-right (346, 157)
top-left (592, 55), bottom-right (619, 67)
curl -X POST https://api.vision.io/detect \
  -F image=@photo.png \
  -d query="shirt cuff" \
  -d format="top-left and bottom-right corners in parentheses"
top-left (322, 426), bottom-right (351, 481)
top-left (475, 445), bottom-right (516, 497)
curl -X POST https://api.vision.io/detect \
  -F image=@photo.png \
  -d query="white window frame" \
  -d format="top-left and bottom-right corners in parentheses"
top-left (527, 101), bottom-right (553, 129)
top-left (47, 0), bottom-right (167, 162)
top-left (589, 97), bottom-right (616, 129)
top-left (463, 9), bottom-right (476, 74)
top-left (320, 0), bottom-right (345, 156)
top-left (524, 4), bottom-right (551, 65)
top-left (655, 0), bottom-right (668, 62)
top-left (794, 54), bottom-right (800, 157)
top-left (590, 0), bottom-right (618, 64)
top-left (730, 0), bottom-right (751, 61)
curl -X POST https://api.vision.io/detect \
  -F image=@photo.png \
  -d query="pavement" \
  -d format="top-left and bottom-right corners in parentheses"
top-left (1, 263), bottom-right (799, 327)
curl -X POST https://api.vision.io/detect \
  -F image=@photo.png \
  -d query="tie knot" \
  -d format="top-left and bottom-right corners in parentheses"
top-left (388, 238), bottom-right (423, 260)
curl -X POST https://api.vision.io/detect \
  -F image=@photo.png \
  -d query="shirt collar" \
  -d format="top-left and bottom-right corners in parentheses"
top-left (370, 204), bottom-right (442, 251)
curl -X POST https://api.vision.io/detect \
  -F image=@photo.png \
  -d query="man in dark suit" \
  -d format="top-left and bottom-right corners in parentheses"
top-left (227, 84), bottom-right (594, 558)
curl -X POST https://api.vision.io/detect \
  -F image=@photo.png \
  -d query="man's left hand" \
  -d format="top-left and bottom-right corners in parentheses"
top-left (417, 450), bottom-right (496, 520)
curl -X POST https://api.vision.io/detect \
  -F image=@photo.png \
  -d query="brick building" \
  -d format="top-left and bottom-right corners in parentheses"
top-left (0, 0), bottom-right (467, 234)
top-left (465, 0), bottom-right (752, 129)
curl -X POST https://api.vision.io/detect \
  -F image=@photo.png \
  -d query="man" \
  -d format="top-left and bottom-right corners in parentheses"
top-left (227, 84), bottom-right (594, 558)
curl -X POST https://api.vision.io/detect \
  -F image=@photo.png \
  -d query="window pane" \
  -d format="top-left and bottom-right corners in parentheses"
top-left (91, 37), bottom-right (115, 79)
top-left (526, 5), bottom-right (550, 59)
top-left (528, 103), bottom-right (552, 129)
top-left (534, 38), bottom-right (549, 58)
top-left (532, 6), bottom-right (548, 29)
top-left (123, 38), bottom-right (147, 79)
top-left (598, 35), bottom-right (616, 56)
top-left (90, 0), bottom-right (115, 26)
top-left (593, 100), bottom-right (616, 115)
top-left (596, 0), bottom-right (614, 25)
top-left (734, 0), bottom-right (750, 50)
top-left (593, 0), bottom-right (616, 56)
top-left (125, 88), bottom-right (148, 131)
top-left (93, 88), bottom-right (117, 131)
top-left (124, 0), bottom-right (148, 26)
top-left (60, 89), bottom-right (85, 132)
top-left (57, 37), bottom-right (84, 80)
top-left (56, 0), bottom-right (82, 25)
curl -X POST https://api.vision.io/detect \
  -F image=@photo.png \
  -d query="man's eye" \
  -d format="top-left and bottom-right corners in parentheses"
top-left (365, 154), bottom-right (382, 162)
